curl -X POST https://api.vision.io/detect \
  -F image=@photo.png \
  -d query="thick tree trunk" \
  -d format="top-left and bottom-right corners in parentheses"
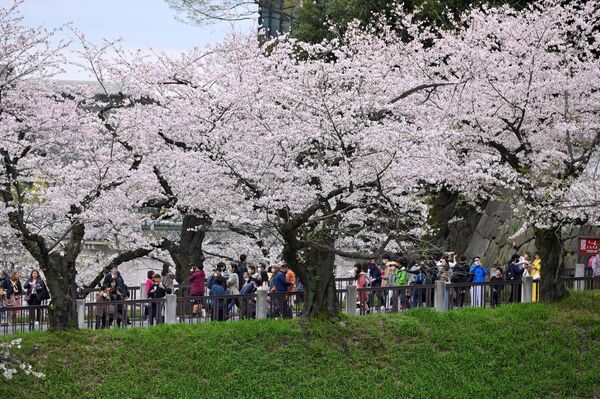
top-left (281, 225), bottom-right (339, 319)
top-left (301, 246), bottom-right (339, 319)
top-left (43, 253), bottom-right (79, 330)
top-left (535, 227), bottom-right (566, 302)
top-left (171, 212), bottom-right (210, 285)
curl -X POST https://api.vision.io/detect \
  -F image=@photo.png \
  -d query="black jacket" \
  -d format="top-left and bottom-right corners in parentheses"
top-left (0, 275), bottom-right (14, 297)
top-left (490, 275), bottom-right (505, 291)
top-left (24, 278), bottom-right (49, 300)
top-left (148, 283), bottom-right (166, 299)
top-left (103, 272), bottom-right (129, 297)
top-left (451, 262), bottom-right (471, 284)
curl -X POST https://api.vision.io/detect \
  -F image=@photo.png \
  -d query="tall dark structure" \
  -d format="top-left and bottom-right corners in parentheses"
top-left (258, 0), bottom-right (301, 37)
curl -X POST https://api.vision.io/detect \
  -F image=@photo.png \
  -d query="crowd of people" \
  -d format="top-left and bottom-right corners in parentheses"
top-left (0, 270), bottom-right (49, 326)
top-left (0, 250), bottom-right (599, 329)
top-left (352, 251), bottom-right (547, 312)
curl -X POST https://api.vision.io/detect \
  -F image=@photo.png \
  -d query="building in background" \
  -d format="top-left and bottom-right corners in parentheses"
top-left (258, 0), bottom-right (302, 37)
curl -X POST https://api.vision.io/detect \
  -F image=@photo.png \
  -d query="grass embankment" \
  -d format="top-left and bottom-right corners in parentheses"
top-left (2, 292), bottom-right (600, 398)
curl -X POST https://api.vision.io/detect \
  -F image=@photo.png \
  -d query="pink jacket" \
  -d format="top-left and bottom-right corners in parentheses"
top-left (189, 270), bottom-right (206, 296)
top-left (145, 278), bottom-right (153, 296)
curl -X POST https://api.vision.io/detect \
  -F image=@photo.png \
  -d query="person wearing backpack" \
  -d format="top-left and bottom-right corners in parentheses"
top-left (507, 254), bottom-right (525, 303)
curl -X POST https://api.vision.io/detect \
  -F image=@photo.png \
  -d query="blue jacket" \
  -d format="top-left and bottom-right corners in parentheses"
top-left (210, 284), bottom-right (227, 297)
top-left (273, 271), bottom-right (292, 293)
top-left (469, 265), bottom-right (488, 283)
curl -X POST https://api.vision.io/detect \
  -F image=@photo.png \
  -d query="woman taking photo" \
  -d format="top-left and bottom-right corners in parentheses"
top-left (24, 270), bottom-right (49, 326)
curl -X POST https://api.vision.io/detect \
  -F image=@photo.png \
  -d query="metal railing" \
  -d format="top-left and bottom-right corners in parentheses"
top-left (356, 284), bottom-right (435, 315)
top-left (176, 293), bottom-right (256, 323)
top-left (2, 276), bottom-right (599, 335)
top-left (84, 298), bottom-right (166, 329)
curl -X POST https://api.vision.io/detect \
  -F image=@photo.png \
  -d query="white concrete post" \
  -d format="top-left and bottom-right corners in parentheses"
top-left (140, 282), bottom-right (147, 299)
top-left (164, 294), bottom-right (177, 324)
top-left (575, 263), bottom-right (585, 292)
top-left (346, 285), bottom-right (357, 315)
top-left (521, 276), bottom-right (533, 303)
top-left (434, 280), bottom-right (448, 312)
top-left (256, 288), bottom-right (268, 320)
top-left (77, 299), bottom-right (86, 329)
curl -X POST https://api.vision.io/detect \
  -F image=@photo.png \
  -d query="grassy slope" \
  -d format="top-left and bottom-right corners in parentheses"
top-left (2, 292), bottom-right (600, 399)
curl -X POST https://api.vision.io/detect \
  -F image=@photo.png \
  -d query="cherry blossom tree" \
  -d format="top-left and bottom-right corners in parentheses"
top-left (93, 15), bottom-right (456, 316)
top-left (0, 1), bottom-right (158, 329)
top-left (429, 1), bottom-right (600, 301)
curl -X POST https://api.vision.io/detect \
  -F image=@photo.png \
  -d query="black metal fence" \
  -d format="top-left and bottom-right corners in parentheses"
top-left (2, 276), bottom-right (599, 335)
top-left (356, 284), bottom-right (435, 315)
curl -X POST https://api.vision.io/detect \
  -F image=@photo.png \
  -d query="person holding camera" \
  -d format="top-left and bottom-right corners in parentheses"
top-left (469, 257), bottom-right (488, 307)
top-left (189, 264), bottom-right (206, 318)
top-left (148, 274), bottom-right (167, 325)
top-left (94, 285), bottom-right (112, 329)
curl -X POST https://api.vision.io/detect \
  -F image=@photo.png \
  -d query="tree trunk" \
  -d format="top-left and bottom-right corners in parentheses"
top-left (171, 212), bottom-right (211, 285)
top-left (43, 253), bottom-right (79, 330)
top-left (535, 227), bottom-right (566, 302)
top-left (301, 246), bottom-right (339, 318)
top-left (281, 225), bottom-right (339, 319)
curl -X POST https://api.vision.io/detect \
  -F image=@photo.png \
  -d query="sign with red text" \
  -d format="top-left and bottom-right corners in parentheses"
top-left (579, 238), bottom-right (600, 255)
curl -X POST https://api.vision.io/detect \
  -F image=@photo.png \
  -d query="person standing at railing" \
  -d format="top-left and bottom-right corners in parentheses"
top-left (189, 264), bottom-right (206, 318)
top-left (507, 254), bottom-right (525, 303)
top-left (272, 263), bottom-right (293, 318)
top-left (490, 268), bottom-right (505, 307)
top-left (384, 261), bottom-right (396, 311)
top-left (209, 276), bottom-right (227, 321)
top-left (148, 274), bottom-right (167, 326)
top-left (469, 257), bottom-right (487, 307)
top-left (354, 263), bottom-right (369, 313)
top-left (451, 256), bottom-right (470, 307)
top-left (144, 270), bottom-right (154, 320)
top-left (0, 270), bottom-right (14, 326)
top-left (395, 259), bottom-right (409, 311)
top-left (8, 271), bottom-right (23, 325)
top-left (108, 278), bottom-right (126, 327)
top-left (239, 276), bottom-right (258, 319)
top-left (161, 263), bottom-right (176, 295)
top-left (24, 270), bottom-right (49, 326)
top-left (208, 262), bottom-right (225, 292)
top-left (236, 255), bottom-right (249, 291)
top-left (256, 263), bottom-right (269, 288)
top-left (94, 285), bottom-right (112, 329)
top-left (227, 263), bottom-right (240, 318)
top-left (368, 260), bottom-right (384, 312)
top-left (103, 266), bottom-right (130, 299)
top-left (530, 254), bottom-right (541, 302)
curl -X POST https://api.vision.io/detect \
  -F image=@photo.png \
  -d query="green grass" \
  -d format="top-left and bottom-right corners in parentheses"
top-left (2, 291), bottom-right (600, 398)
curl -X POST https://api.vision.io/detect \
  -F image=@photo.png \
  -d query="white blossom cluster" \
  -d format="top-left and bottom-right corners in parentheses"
top-left (0, 339), bottom-right (45, 380)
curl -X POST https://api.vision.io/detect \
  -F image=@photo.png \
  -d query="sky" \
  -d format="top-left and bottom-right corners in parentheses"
top-left (9, 0), bottom-right (254, 79)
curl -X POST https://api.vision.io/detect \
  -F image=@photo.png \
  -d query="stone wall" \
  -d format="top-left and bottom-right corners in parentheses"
top-left (464, 200), bottom-right (600, 271)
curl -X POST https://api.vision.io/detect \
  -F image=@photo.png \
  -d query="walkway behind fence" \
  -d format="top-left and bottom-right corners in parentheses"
top-left (1, 274), bottom-right (598, 335)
